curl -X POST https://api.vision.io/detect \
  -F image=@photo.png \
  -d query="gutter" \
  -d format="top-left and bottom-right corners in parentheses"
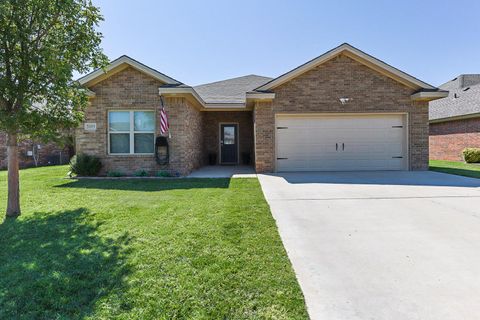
top-left (429, 112), bottom-right (480, 123)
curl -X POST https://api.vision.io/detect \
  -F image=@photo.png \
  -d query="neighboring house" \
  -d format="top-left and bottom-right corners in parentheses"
top-left (429, 74), bottom-right (480, 161)
top-left (76, 43), bottom-right (446, 176)
top-left (0, 132), bottom-right (72, 169)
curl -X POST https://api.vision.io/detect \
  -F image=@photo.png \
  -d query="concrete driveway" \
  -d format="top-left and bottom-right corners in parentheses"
top-left (258, 171), bottom-right (480, 320)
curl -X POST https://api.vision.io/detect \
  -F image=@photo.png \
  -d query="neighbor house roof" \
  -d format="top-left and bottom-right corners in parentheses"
top-left (193, 75), bottom-right (272, 104)
top-left (77, 55), bottom-right (182, 87)
top-left (429, 75), bottom-right (480, 122)
top-left (254, 43), bottom-right (446, 101)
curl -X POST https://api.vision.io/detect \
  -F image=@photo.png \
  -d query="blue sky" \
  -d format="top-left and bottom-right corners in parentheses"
top-left (91, 0), bottom-right (480, 87)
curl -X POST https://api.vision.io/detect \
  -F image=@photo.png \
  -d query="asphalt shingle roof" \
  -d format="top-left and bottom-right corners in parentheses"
top-left (193, 75), bottom-right (272, 103)
top-left (429, 75), bottom-right (480, 121)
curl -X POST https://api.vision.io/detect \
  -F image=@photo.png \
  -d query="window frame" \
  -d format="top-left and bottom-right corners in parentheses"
top-left (108, 110), bottom-right (156, 155)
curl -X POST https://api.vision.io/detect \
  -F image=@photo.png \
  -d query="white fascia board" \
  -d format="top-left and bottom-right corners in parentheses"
top-left (158, 87), bottom-right (206, 105)
top-left (429, 112), bottom-right (480, 123)
top-left (411, 91), bottom-right (449, 101)
top-left (78, 56), bottom-right (181, 86)
top-left (246, 92), bottom-right (275, 100)
top-left (204, 103), bottom-right (246, 109)
top-left (256, 43), bottom-right (436, 91)
top-left (83, 88), bottom-right (96, 97)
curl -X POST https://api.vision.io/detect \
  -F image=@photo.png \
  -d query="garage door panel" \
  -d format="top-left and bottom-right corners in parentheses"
top-left (342, 143), bottom-right (403, 155)
top-left (309, 149), bottom-right (344, 160)
top-left (276, 114), bottom-right (407, 171)
top-left (279, 145), bottom-right (339, 160)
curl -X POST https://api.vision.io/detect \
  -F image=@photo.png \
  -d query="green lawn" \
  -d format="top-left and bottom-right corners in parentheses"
top-left (429, 160), bottom-right (480, 179)
top-left (0, 166), bottom-right (307, 320)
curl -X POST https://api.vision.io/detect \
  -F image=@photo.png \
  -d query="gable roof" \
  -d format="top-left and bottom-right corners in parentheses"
top-left (193, 75), bottom-right (272, 104)
top-left (429, 75), bottom-right (480, 122)
top-left (255, 43), bottom-right (437, 92)
top-left (158, 75), bottom-right (274, 110)
top-left (77, 55), bottom-right (182, 87)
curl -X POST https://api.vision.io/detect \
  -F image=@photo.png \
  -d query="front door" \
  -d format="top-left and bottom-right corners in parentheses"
top-left (220, 124), bottom-right (238, 164)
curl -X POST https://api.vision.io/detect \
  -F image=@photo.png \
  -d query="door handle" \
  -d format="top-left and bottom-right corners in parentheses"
top-left (342, 143), bottom-right (345, 151)
top-left (336, 143), bottom-right (338, 151)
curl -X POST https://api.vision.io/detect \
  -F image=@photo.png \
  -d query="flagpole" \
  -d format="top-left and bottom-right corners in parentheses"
top-left (160, 95), bottom-right (171, 139)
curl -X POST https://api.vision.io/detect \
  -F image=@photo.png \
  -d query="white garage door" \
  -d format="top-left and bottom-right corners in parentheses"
top-left (276, 114), bottom-right (407, 171)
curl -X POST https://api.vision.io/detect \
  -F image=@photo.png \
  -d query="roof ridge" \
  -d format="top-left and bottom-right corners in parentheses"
top-left (194, 74), bottom-right (272, 87)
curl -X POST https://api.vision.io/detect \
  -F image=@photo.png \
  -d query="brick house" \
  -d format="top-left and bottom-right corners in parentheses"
top-left (0, 133), bottom-right (72, 169)
top-left (429, 75), bottom-right (480, 161)
top-left (76, 43), bottom-right (446, 176)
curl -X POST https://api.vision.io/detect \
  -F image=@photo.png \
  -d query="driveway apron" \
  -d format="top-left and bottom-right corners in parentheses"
top-left (259, 171), bottom-right (480, 320)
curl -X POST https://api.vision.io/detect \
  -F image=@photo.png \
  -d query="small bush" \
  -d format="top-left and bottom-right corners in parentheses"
top-left (463, 148), bottom-right (480, 163)
top-left (107, 171), bottom-right (124, 177)
top-left (156, 170), bottom-right (171, 177)
top-left (70, 154), bottom-right (102, 176)
top-left (134, 170), bottom-right (149, 177)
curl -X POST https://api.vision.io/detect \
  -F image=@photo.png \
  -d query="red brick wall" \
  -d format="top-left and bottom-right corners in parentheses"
top-left (253, 102), bottom-right (274, 172)
top-left (0, 132), bottom-right (71, 170)
top-left (165, 97), bottom-right (204, 174)
top-left (76, 67), bottom-right (163, 175)
top-left (253, 54), bottom-right (429, 173)
top-left (203, 111), bottom-right (253, 165)
top-left (76, 67), bottom-right (204, 176)
top-left (429, 118), bottom-right (480, 161)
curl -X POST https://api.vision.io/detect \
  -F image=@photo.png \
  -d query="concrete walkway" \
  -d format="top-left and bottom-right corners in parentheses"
top-left (258, 171), bottom-right (480, 320)
top-left (187, 165), bottom-right (256, 178)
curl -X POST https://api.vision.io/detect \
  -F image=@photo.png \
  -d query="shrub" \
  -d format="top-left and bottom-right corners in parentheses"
top-left (156, 170), bottom-right (171, 177)
top-left (134, 170), bottom-right (149, 177)
top-left (463, 148), bottom-right (480, 163)
top-left (70, 154), bottom-right (102, 176)
top-left (107, 171), bottom-right (124, 177)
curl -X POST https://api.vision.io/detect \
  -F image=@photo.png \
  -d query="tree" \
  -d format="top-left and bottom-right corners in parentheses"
top-left (0, 0), bottom-right (108, 217)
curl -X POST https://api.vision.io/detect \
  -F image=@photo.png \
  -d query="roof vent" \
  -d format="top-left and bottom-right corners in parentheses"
top-left (463, 87), bottom-right (471, 91)
top-left (454, 93), bottom-right (460, 98)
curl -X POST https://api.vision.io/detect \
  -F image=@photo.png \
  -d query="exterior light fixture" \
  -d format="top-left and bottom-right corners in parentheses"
top-left (339, 97), bottom-right (350, 105)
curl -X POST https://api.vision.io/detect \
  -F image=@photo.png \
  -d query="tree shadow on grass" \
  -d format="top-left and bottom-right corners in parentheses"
top-left (56, 178), bottom-right (231, 192)
top-left (0, 208), bottom-right (132, 320)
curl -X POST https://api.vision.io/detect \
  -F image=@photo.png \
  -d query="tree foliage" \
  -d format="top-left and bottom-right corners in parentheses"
top-left (0, 0), bottom-right (108, 138)
top-left (0, 0), bottom-right (108, 217)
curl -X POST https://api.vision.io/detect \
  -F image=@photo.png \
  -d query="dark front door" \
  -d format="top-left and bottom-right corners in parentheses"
top-left (220, 124), bottom-right (238, 164)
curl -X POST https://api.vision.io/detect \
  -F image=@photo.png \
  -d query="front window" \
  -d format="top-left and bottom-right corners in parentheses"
top-left (108, 111), bottom-right (155, 154)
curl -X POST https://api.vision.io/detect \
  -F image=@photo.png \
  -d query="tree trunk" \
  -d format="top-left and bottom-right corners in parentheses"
top-left (6, 133), bottom-right (21, 218)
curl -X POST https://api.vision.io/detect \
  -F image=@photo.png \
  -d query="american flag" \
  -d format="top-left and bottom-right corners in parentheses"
top-left (160, 96), bottom-right (169, 136)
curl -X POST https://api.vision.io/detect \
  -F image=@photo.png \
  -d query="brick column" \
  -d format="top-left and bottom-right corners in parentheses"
top-left (253, 101), bottom-right (275, 173)
top-left (409, 101), bottom-right (429, 170)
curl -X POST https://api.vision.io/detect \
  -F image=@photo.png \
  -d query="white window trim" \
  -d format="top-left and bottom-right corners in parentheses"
top-left (108, 110), bottom-right (155, 155)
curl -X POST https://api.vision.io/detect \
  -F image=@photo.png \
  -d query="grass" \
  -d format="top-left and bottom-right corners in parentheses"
top-left (429, 160), bottom-right (480, 179)
top-left (0, 166), bottom-right (307, 320)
